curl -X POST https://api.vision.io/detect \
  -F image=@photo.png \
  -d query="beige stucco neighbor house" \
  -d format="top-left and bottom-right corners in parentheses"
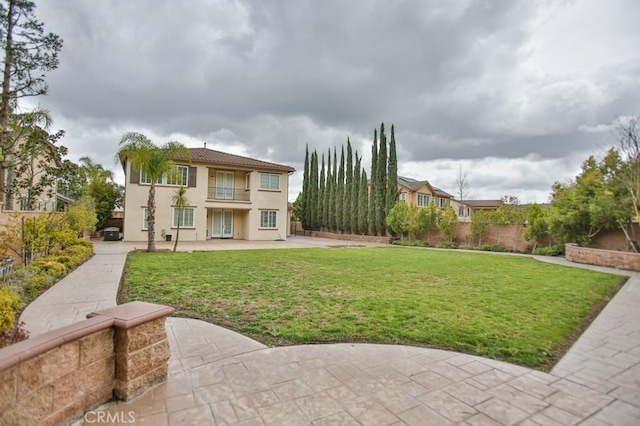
top-left (397, 176), bottom-right (453, 209)
top-left (122, 147), bottom-right (295, 242)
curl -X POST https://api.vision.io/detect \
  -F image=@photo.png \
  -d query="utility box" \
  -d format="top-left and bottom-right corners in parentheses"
top-left (104, 227), bottom-right (120, 241)
top-left (165, 234), bottom-right (172, 242)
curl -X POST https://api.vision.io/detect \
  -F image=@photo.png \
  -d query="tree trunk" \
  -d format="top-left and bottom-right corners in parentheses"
top-left (173, 208), bottom-right (181, 252)
top-left (619, 221), bottom-right (639, 253)
top-left (0, 0), bottom-right (16, 198)
top-left (147, 183), bottom-right (156, 252)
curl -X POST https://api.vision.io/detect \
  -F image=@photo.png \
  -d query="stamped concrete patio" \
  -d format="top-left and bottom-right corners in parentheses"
top-left (20, 237), bottom-right (640, 425)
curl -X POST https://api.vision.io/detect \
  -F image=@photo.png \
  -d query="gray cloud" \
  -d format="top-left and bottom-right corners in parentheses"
top-left (31, 0), bottom-right (640, 201)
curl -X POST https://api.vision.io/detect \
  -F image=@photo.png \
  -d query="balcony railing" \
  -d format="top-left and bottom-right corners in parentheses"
top-left (207, 188), bottom-right (251, 202)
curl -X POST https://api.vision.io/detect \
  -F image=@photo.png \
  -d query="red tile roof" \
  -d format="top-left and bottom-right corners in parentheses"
top-left (185, 148), bottom-right (295, 172)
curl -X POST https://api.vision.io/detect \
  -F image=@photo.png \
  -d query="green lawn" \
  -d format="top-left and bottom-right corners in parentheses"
top-left (120, 247), bottom-right (624, 370)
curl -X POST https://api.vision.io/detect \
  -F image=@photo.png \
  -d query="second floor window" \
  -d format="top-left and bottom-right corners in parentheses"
top-left (259, 173), bottom-right (280, 190)
top-left (140, 165), bottom-right (188, 186)
top-left (399, 192), bottom-right (407, 203)
top-left (417, 194), bottom-right (430, 207)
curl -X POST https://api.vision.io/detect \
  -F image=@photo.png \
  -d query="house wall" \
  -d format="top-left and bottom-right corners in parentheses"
top-left (246, 169), bottom-right (290, 241)
top-left (122, 161), bottom-right (207, 242)
top-left (123, 162), bottom-right (291, 242)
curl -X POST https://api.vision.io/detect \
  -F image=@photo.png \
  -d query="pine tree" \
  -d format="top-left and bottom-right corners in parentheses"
top-left (0, 0), bottom-right (63, 203)
top-left (377, 123), bottom-right (388, 235)
top-left (319, 153), bottom-right (326, 230)
top-left (369, 129), bottom-right (378, 236)
top-left (351, 153), bottom-right (360, 233)
top-left (301, 145), bottom-right (310, 230)
top-left (343, 139), bottom-right (353, 233)
top-left (386, 124), bottom-right (399, 218)
top-left (336, 145), bottom-right (345, 232)
top-left (358, 169), bottom-right (369, 234)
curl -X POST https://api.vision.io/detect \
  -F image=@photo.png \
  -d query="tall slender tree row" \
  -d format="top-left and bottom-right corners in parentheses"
top-left (299, 123), bottom-right (398, 236)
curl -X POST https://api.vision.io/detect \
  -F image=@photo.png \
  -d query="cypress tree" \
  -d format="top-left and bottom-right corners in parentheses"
top-left (336, 145), bottom-right (345, 232)
top-left (301, 145), bottom-right (310, 230)
top-left (343, 139), bottom-right (353, 233)
top-left (369, 129), bottom-right (378, 236)
top-left (325, 148), bottom-right (334, 231)
top-left (331, 146), bottom-right (338, 232)
top-left (358, 169), bottom-right (369, 235)
top-left (386, 124), bottom-right (399, 218)
top-left (319, 153), bottom-right (326, 230)
top-left (378, 123), bottom-right (387, 235)
top-left (309, 150), bottom-right (319, 230)
top-left (351, 153), bottom-right (360, 233)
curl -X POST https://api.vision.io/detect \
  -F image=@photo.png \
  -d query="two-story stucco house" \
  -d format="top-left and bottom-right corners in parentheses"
top-left (122, 147), bottom-right (295, 242)
top-left (397, 176), bottom-right (453, 209)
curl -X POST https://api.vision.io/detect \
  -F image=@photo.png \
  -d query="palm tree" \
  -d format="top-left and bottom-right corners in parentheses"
top-left (116, 132), bottom-right (190, 252)
top-left (171, 186), bottom-right (189, 252)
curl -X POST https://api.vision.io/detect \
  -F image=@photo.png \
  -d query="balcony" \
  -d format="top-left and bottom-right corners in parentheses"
top-left (207, 187), bottom-right (251, 202)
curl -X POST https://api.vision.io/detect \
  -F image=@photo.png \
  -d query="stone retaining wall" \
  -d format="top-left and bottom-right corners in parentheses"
top-left (565, 243), bottom-right (640, 271)
top-left (0, 301), bottom-right (174, 425)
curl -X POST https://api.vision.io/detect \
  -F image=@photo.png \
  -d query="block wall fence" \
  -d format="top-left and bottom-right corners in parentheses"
top-left (0, 301), bottom-right (174, 425)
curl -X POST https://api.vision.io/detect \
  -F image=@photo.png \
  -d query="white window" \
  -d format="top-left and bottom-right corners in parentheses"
top-left (142, 208), bottom-right (149, 230)
top-left (245, 172), bottom-right (251, 190)
top-left (140, 171), bottom-right (152, 184)
top-left (139, 165), bottom-right (188, 186)
top-left (399, 192), bottom-right (407, 203)
top-left (260, 210), bottom-right (277, 228)
top-left (173, 207), bottom-right (194, 227)
top-left (259, 173), bottom-right (280, 190)
top-left (417, 194), bottom-right (430, 207)
top-left (166, 166), bottom-right (188, 186)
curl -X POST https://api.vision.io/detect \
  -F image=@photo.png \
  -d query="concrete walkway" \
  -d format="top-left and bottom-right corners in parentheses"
top-left (19, 238), bottom-right (640, 425)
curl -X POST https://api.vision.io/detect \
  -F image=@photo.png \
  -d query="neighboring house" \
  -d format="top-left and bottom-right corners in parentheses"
top-left (121, 147), bottom-right (295, 242)
top-left (397, 176), bottom-right (453, 209)
top-left (452, 199), bottom-right (502, 221)
top-left (1, 139), bottom-right (63, 212)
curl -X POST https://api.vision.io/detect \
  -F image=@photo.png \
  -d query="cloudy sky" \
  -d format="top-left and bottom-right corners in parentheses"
top-left (27, 0), bottom-right (640, 202)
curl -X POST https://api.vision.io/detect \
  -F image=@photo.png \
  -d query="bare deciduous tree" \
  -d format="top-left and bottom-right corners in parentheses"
top-left (614, 117), bottom-right (640, 252)
top-left (455, 164), bottom-right (470, 202)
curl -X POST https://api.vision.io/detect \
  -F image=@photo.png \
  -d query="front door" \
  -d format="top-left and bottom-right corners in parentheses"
top-left (212, 210), bottom-right (233, 238)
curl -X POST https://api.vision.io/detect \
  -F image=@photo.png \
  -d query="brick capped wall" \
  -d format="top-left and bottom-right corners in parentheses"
top-left (565, 243), bottom-right (640, 271)
top-left (0, 302), bottom-right (174, 425)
